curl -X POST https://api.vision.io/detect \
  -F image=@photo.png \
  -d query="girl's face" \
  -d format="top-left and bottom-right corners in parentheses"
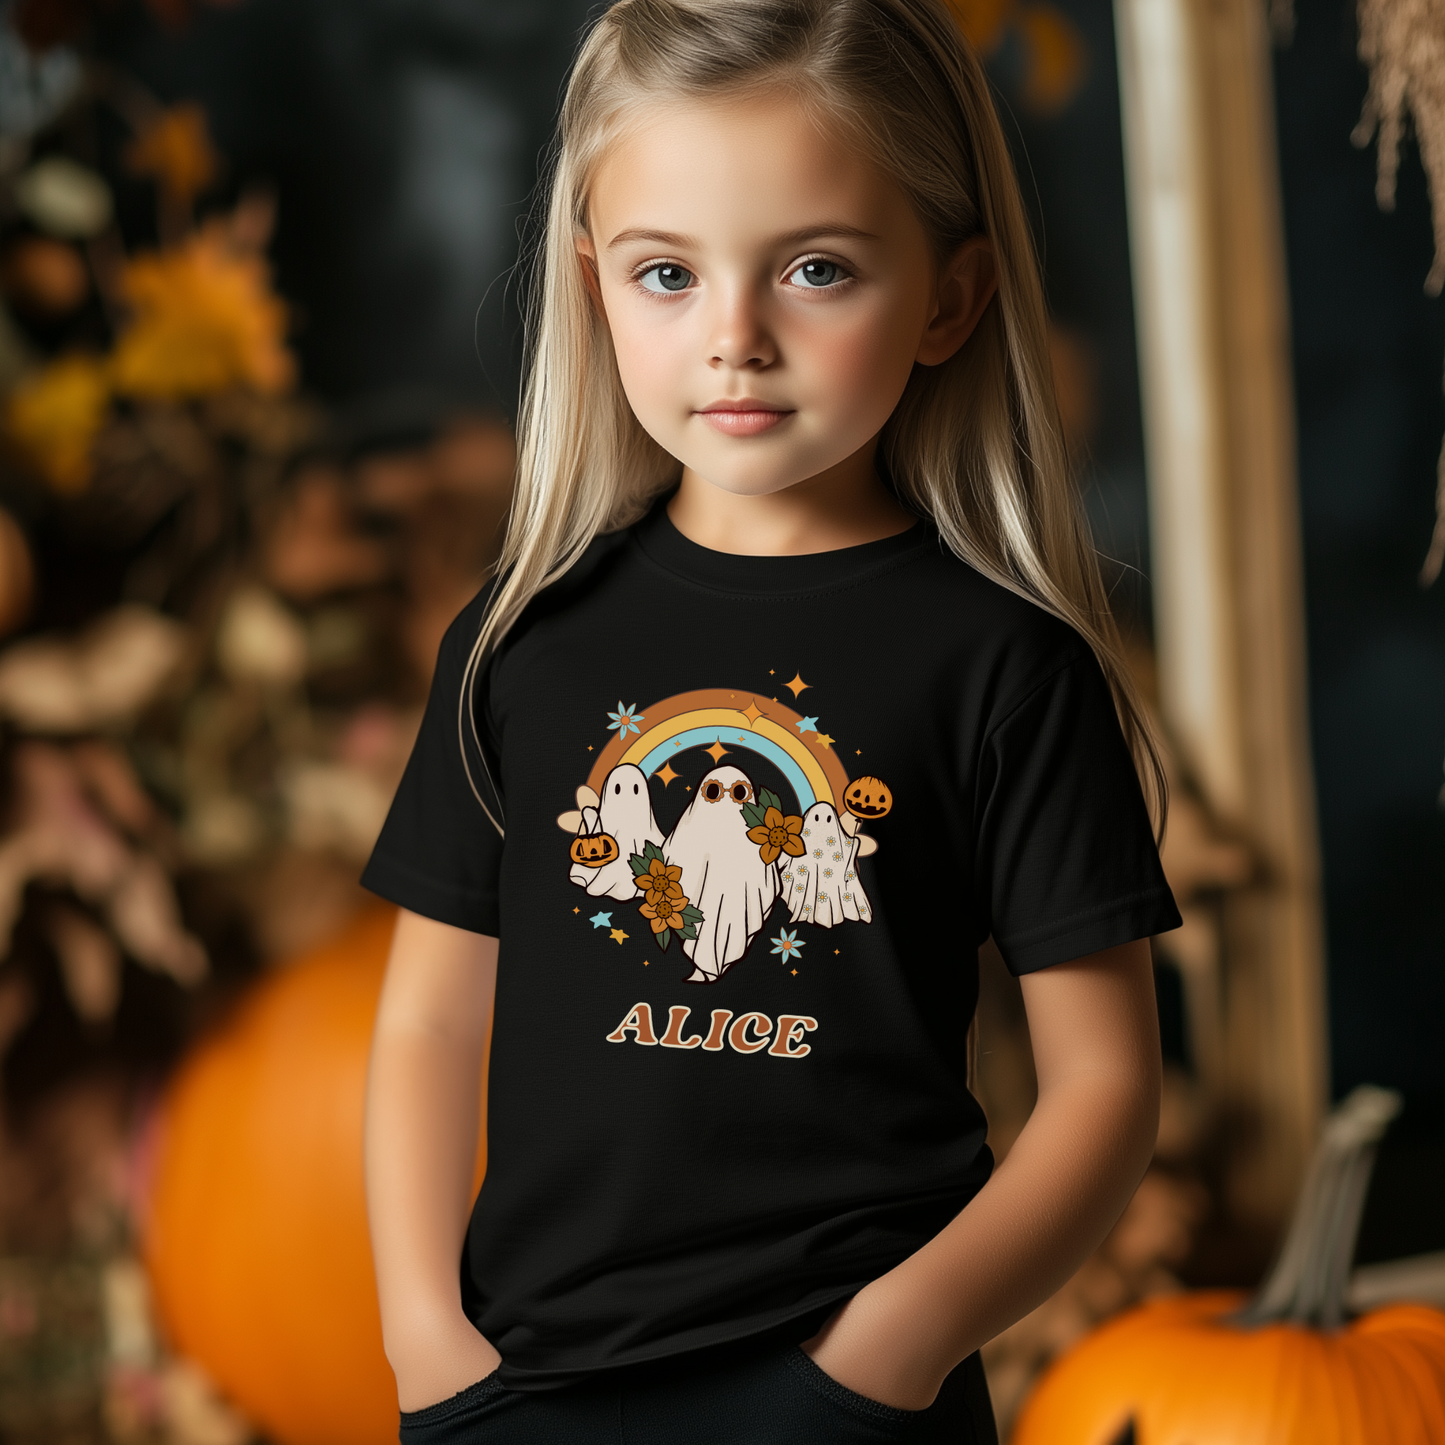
top-left (581, 92), bottom-right (991, 499)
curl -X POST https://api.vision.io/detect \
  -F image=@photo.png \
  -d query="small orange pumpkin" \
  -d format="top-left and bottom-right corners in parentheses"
top-left (844, 775), bottom-right (892, 820)
top-left (145, 905), bottom-right (486, 1445)
top-left (1012, 1087), bottom-right (1445, 1445)
top-left (570, 830), bottom-right (620, 868)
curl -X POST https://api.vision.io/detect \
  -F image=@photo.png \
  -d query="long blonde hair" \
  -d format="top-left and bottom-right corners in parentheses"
top-left (467, 0), bottom-right (1167, 834)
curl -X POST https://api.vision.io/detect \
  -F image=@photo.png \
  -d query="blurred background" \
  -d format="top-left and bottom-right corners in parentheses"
top-left (0, 0), bottom-right (1440, 1441)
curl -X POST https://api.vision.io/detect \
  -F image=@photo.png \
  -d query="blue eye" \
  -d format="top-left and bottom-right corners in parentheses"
top-left (788, 260), bottom-right (843, 288)
top-left (639, 264), bottom-right (693, 293)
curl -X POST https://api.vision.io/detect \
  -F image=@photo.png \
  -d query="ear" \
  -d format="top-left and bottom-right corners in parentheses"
top-left (575, 234), bottom-right (606, 316)
top-left (916, 237), bottom-right (998, 367)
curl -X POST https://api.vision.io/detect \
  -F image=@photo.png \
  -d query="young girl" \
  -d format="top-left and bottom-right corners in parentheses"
top-left (362, 1), bottom-right (1179, 1440)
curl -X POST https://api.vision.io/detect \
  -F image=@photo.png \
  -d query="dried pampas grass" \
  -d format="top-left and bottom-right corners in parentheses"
top-left (1352, 0), bottom-right (1445, 580)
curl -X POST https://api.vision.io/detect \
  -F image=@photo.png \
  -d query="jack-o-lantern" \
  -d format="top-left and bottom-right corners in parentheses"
top-left (844, 775), bottom-right (892, 820)
top-left (570, 814), bottom-right (620, 869)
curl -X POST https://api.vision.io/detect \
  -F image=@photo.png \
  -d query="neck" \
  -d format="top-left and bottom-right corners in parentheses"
top-left (667, 443), bottom-right (916, 557)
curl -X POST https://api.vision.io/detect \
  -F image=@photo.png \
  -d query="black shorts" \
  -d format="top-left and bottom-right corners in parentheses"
top-left (398, 1343), bottom-right (997, 1444)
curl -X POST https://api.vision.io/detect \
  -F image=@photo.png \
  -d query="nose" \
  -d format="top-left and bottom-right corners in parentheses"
top-left (706, 282), bottom-right (777, 371)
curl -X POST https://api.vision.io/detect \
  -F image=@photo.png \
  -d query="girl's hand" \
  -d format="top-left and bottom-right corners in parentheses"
top-left (805, 940), bottom-right (1161, 1413)
top-left (391, 1308), bottom-right (502, 1413)
top-left (799, 1281), bottom-right (952, 1412)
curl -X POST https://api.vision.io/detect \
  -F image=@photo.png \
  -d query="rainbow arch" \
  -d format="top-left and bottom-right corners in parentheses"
top-left (585, 689), bottom-right (850, 810)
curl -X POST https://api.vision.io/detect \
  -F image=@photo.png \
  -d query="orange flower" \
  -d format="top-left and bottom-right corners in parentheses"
top-left (747, 806), bottom-right (805, 864)
top-left (125, 104), bottom-right (219, 204)
top-left (4, 354), bottom-right (110, 493)
top-left (111, 227), bottom-right (294, 400)
top-left (634, 856), bottom-right (684, 906)
top-left (639, 890), bottom-right (690, 936)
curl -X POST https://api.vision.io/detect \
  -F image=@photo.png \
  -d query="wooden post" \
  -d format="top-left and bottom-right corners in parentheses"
top-left (1114, 0), bottom-right (1329, 1229)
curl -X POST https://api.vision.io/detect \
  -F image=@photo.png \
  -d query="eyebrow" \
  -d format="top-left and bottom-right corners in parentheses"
top-left (604, 222), bottom-right (881, 251)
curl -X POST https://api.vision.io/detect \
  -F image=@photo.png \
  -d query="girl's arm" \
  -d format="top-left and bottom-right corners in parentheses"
top-left (364, 908), bottom-right (502, 1411)
top-left (803, 938), bottom-right (1161, 1410)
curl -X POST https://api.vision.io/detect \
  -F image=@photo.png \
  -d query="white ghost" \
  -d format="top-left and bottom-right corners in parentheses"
top-left (779, 802), bottom-right (872, 928)
top-left (569, 763), bottom-right (662, 901)
top-left (664, 765), bottom-right (778, 983)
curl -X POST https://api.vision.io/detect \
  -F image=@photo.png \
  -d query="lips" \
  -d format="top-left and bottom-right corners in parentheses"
top-left (696, 400), bottom-right (793, 438)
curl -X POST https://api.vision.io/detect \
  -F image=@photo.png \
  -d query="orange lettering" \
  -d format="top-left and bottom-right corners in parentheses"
top-left (660, 1005), bottom-right (704, 1049)
top-left (701, 1010), bottom-right (733, 1051)
top-left (768, 1015), bottom-right (818, 1058)
top-left (605, 1002), bottom-right (658, 1045)
top-left (727, 1012), bottom-right (773, 1054)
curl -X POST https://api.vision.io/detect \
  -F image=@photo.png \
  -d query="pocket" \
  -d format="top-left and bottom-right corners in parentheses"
top-left (398, 1371), bottom-right (506, 1444)
top-left (783, 1346), bottom-right (922, 1425)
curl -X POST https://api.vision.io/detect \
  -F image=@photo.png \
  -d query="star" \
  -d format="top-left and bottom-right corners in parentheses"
top-left (609, 928), bottom-right (629, 945)
top-left (814, 733), bottom-right (834, 749)
top-left (855, 749), bottom-right (862, 756)
top-left (589, 911), bottom-right (613, 929)
top-left (791, 969), bottom-right (797, 975)
top-left (786, 672), bottom-right (810, 697)
top-left (769, 669), bottom-right (775, 675)
top-left (572, 907), bottom-right (580, 914)
top-left (741, 699), bottom-right (764, 727)
top-left (587, 744), bottom-right (593, 751)
top-left (656, 762), bottom-right (680, 787)
top-left (796, 716), bottom-right (819, 734)
top-left (705, 739), bottom-right (729, 764)
top-left (834, 949), bottom-right (840, 955)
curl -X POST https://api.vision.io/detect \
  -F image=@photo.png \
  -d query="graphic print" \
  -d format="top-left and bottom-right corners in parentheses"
top-left (558, 686), bottom-right (889, 983)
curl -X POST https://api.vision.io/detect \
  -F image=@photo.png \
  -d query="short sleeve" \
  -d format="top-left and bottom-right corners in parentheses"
top-left (360, 597), bottom-right (504, 936)
top-left (975, 655), bottom-right (1181, 975)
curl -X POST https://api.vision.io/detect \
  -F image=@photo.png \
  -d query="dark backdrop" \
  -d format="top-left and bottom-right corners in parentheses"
top-left (1274, 3), bottom-right (1445, 1109)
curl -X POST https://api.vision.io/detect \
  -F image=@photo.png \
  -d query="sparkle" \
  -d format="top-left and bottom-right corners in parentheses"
top-left (589, 911), bottom-right (613, 929)
top-left (770, 928), bottom-right (805, 961)
top-left (609, 928), bottom-right (629, 945)
top-left (741, 700), bottom-right (764, 726)
top-left (791, 969), bottom-right (797, 975)
top-left (656, 762), bottom-right (680, 787)
top-left (814, 733), bottom-right (834, 749)
top-left (770, 669), bottom-right (776, 675)
top-left (785, 672), bottom-right (810, 698)
top-left (587, 745), bottom-right (593, 751)
top-left (834, 949), bottom-right (840, 955)
top-left (572, 907), bottom-right (580, 914)
top-left (705, 739), bottom-right (729, 764)
top-left (796, 716), bottom-right (819, 735)
top-left (856, 749), bottom-right (862, 756)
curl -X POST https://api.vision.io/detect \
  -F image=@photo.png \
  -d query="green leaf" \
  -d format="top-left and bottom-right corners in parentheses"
top-left (679, 924), bottom-right (698, 942)
top-left (629, 852), bottom-right (648, 876)
top-left (656, 926), bottom-right (670, 951)
top-left (741, 802), bottom-right (766, 829)
top-left (681, 904), bottom-right (705, 925)
top-left (643, 840), bottom-right (665, 863)
top-left (759, 788), bottom-right (782, 814)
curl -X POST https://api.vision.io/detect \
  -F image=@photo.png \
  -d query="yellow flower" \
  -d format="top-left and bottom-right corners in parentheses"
top-left (634, 856), bottom-right (684, 906)
top-left (125, 104), bottom-right (219, 205)
top-left (111, 227), bottom-right (295, 400)
top-left (639, 891), bottom-right (690, 936)
top-left (4, 354), bottom-right (111, 493)
top-left (747, 806), bottom-right (806, 865)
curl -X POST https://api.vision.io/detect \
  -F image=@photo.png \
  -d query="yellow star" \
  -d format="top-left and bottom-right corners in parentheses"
top-left (609, 928), bottom-right (629, 945)
top-left (573, 907), bottom-right (580, 914)
top-left (587, 744), bottom-right (593, 751)
top-left (786, 672), bottom-right (810, 698)
top-left (705, 739), bottom-right (729, 764)
top-left (791, 969), bottom-right (797, 975)
top-left (814, 733), bottom-right (834, 749)
top-left (656, 762), bottom-right (679, 787)
top-left (741, 699), bottom-right (764, 727)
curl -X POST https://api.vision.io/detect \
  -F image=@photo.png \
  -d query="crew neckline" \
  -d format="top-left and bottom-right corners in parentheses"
top-left (631, 499), bottom-right (934, 596)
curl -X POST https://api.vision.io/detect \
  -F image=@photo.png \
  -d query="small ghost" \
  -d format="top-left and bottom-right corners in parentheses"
top-left (664, 765), bottom-right (778, 983)
top-left (779, 803), bottom-right (872, 928)
top-left (569, 763), bottom-right (662, 901)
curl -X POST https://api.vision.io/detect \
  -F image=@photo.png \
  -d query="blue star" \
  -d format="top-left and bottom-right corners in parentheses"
top-left (796, 716), bottom-right (820, 734)
top-left (589, 911), bottom-right (613, 929)
top-left (770, 928), bottom-right (806, 961)
top-left (607, 702), bottom-right (645, 738)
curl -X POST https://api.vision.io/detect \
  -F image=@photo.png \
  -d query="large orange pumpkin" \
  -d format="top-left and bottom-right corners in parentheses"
top-left (145, 905), bottom-right (487, 1445)
top-left (1013, 1087), bottom-right (1445, 1445)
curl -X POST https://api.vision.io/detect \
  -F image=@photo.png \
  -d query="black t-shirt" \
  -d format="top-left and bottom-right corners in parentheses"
top-left (362, 504), bottom-right (1180, 1390)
